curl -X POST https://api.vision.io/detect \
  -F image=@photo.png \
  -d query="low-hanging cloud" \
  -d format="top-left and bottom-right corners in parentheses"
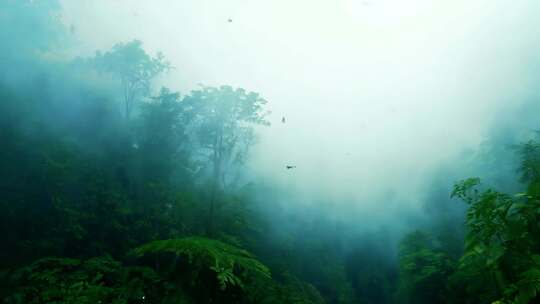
top-left (57, 0), bottom-right (540, 224)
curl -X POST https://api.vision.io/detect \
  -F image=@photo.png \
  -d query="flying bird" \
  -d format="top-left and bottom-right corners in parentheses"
top-left (286, 165), bottom-right (296, 170)
top-left (228, 18), bottom-right (233, 23)
top-left (282, 117), bottom-right (286, 123)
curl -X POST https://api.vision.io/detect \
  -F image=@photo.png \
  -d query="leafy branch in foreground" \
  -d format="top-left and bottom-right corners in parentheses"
top-left (131, 236), bottom-right (271, 290)
top-left (451, 176), bottom-right (540, 304)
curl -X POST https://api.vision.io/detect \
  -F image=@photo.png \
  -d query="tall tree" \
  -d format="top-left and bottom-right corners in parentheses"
top-left (136, 87), bottom-right (192, 185)
top-left (93, 40), bottom-right (169, 119)
top-left (184, 85), bottom-right (270, 235)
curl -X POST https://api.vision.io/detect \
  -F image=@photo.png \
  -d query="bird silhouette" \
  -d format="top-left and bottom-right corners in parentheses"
top-left (286, 165), bottom-right (296, 170)
top-left (282, 117), bottom-right (286, 123)
top-left (228, 18), bottom-right (233, 23)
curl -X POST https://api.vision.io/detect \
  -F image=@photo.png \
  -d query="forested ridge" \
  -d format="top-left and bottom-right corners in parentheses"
top-left (2, 1), bottom-right (540, 303)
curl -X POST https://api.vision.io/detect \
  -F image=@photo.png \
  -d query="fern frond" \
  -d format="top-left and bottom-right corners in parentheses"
top-left (131, 237), bottom-right (271, 289)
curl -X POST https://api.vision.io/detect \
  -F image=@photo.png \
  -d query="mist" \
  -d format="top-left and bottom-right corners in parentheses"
top-left (2, 1), bottom-right (540, 303)
top-left (59, 0), bottom-right (540, 216)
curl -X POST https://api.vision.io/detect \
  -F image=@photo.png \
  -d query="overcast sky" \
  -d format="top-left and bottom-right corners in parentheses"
top-left (59, 0), bottom-right (540, 212)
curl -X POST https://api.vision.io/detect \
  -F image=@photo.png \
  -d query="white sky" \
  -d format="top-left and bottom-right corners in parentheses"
top-left (59, 0), bottom-right (540, 210)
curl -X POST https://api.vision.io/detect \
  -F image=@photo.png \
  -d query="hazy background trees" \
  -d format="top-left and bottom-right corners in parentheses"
top-left (93, 40), bottom-right (169, 119)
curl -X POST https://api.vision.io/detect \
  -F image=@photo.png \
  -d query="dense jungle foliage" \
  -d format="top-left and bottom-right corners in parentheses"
top-left (1, 1), bottom-right (540, 303)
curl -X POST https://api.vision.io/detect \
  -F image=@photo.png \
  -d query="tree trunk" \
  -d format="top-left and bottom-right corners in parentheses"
top-left (207, 134), bottom-right (223, 237)
top-left (207, 178), bottom-right (217, 237)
